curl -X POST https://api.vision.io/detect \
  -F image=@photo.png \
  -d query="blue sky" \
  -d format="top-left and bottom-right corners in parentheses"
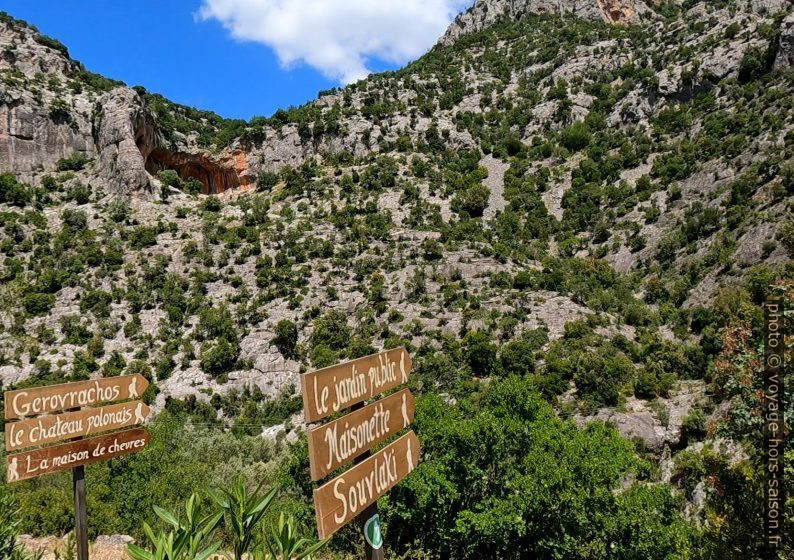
top-left (2, 0), bottom-right (471, 120)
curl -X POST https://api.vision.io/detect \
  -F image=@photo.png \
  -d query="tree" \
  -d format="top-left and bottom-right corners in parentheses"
top-left (273, 319), bottom-right (298, 359)
top-left (499, 340), bottom-right (535, 376)
top-left (462, 330), bottom-right (498, 376)
top-left (452, 184), bottom-right (490, 218)
top-left (382, 376), bottom-right (698, 558)
top-left (0, 173), bottom-right (31, 207)
top-left (200, 338), bottom-right (240, 376)
top-left (560, 121), bottom-right (591, 152)
top-left (310, 310), bottom-right (350, 352)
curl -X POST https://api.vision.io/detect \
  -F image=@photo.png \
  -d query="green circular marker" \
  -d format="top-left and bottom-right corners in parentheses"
top-left (364, 513), bottom-right (383, 550)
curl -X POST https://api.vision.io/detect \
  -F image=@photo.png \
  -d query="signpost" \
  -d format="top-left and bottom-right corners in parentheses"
top-left (301, 348), bottom-right (419, 559)
top-left (4, 375), bottom-right (151, 560)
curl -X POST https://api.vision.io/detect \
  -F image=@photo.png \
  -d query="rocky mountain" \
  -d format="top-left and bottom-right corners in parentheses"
top-left (0, 1), bottom-right (792, 452)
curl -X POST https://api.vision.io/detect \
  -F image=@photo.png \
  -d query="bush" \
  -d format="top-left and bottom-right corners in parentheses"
top-left (452, 184), bottom-right (490, 218)
top-left (128, 226), bottom-right (159, 249)
top-left (560, 122), bottom-right (591, 151)
top-left (0, 173), bottom-right (32, 207)
top-left (499, 340), bottom-right (535, 376)
top-left (22, 293), bottom-right (55, 315)
top-left (273, 319), bottom-right (298, 359)
top-left (257, 171), bottom-right (279, 190)
top-left (200, 337), bottom-right (240, 376)
top-left (56, 153), bottom-right (91, 171)
top-left (680, 408), bottom-right (706, 445)
top-left (310, 310), bottom-right (350, 352)
top-left (573, 348), bottom-right (634, 406)
top-left (201, 196), bottom-right (222, 212)
top-left (463, 330), bottom-right (498, 376)
top-left (737, 45), bottom-right (775, 83)
top-left (48, 99), bottom-right (72, 123)
top-left (0, 487), bottom-right (38, 560)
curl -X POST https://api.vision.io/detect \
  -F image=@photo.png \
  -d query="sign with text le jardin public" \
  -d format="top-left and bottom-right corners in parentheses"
top-left (301, 347), bottom-right (420, 552)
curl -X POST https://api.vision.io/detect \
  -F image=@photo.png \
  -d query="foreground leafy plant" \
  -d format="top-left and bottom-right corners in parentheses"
top-left (0, 488), bottom-right (42, 560)
top-left (127, 494), bottom-right (222, 560)
top-left (208, 475), bottom-right (277, 560)
top-left (256, 512), bottom-right (328, 560)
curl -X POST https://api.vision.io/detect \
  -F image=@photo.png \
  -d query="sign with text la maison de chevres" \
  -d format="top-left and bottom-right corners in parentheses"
top-left (4, 375), bottom-right (151, 482)
top-left (301, 347), bottom-right (419, 553)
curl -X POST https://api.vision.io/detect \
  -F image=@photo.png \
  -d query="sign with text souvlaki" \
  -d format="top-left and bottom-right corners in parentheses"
top-left (301, 347), bottom-right (412, 423)
top-left (313, 430), bottom-right (419, 539)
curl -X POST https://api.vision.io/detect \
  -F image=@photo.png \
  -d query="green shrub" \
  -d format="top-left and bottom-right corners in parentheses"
top-left (310, 310), bottom-right (350, 351)
top-left (56, 153), bottom-right (91, 171)
top-left (200, 337), bottom-right (240, 376)
top-left (273, 319), bottom-right (298, 359)
top-left (0, 173), bottom-right (32, 207)
top-left (560, 121), bottom-right (591, 151)
top-left (22, 293), bottom-right (55, 315)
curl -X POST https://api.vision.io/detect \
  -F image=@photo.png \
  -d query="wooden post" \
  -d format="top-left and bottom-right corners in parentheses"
top-left (347, 401), bottom-right (385, 560)
top-left (359, 501), bottom-right (384, 560)
top-left (73, 465), bottom-right (88, 560)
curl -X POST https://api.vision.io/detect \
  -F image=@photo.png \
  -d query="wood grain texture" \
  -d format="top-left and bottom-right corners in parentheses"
top-left (5, 428), bottom-right (150, 483)
top-left (301, 348), bottom-right (411, 423)
top-left (4, 401), bottom-right (150, 452)
top-left (307, 389), bottom-right (415, 481)
top-left (4, 375), bottom-right (149, 420)
top-left (313, 431), bottom-right (420, 539)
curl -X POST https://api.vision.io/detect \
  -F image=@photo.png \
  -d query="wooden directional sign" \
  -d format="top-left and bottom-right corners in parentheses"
top-left (302, 348), bottom-right (412, 423)
top-left (5, 427), bottom-right (150, 483)
top-left (308, 389), bottom-right (415, 481)
top-left (4, 375), bottom-right (149, 420)
top-left (313, 431), bottom-right (420, 539)
top-left (5, 401), bottom-right (150, 452)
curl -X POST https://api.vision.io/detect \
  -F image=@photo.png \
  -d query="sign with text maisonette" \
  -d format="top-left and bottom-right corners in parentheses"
top-left (307, 388), bottom-right (415, 481)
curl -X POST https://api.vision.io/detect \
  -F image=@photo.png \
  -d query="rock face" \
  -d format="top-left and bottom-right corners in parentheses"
top-left (438, 0), bottom-right (654, 46)
top-left (0, 16), bottom-right (254, 196)
top-left (94, 88), bottom-right (157, 195)
top-left (777, 11), bottom-right (794, 69)
top-left (0, 24), bottom-right (94, 172)
top-left (145, 147), bottom-right (249, 194)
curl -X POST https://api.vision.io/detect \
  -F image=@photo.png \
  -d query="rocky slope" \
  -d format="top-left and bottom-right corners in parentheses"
top-left (0, 1), bottom-right (792, 454)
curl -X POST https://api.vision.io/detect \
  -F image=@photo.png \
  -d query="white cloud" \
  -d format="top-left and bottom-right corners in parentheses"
top-left (198, 0), bottom-right (472, 84)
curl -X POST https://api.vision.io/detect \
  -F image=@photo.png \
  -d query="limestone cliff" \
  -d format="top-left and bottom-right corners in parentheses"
top-left (438, 0), bottom-right (655, 46)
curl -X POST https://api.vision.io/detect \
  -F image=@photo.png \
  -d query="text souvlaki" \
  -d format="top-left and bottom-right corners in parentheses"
top-left (332, 447), bottom-right (399, 523)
